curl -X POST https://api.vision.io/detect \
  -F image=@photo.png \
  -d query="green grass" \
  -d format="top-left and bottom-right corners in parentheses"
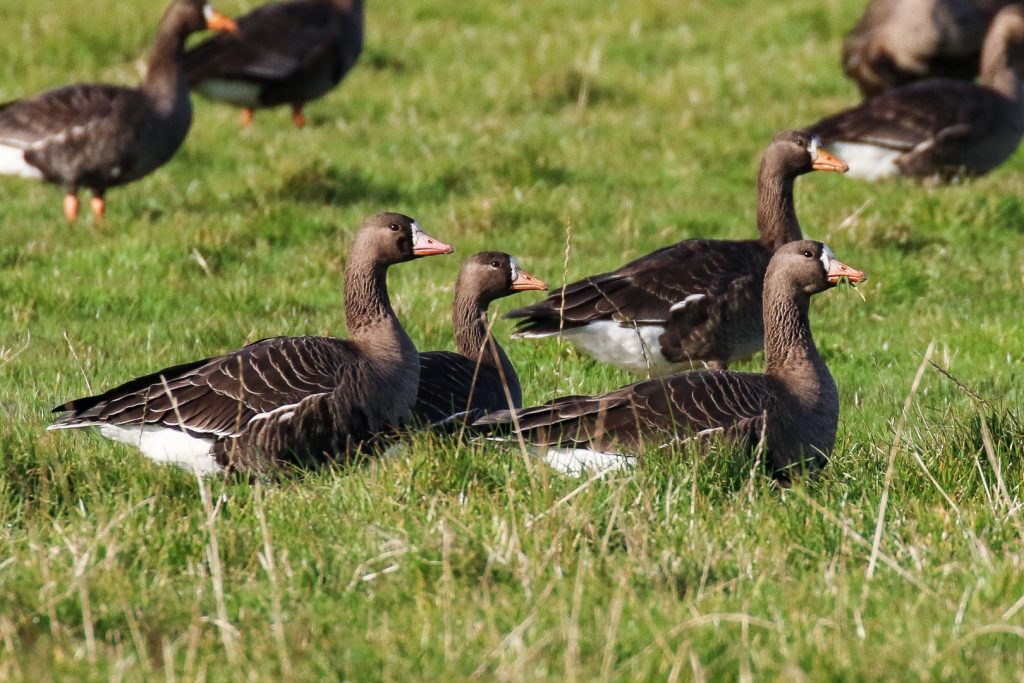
top-left (1, 0), bottom-right (1024, 679)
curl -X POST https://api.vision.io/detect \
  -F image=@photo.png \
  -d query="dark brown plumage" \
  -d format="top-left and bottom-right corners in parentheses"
top-left (843, 0), bottom-right (1016, 98)
top-left (476, 241), bottom-right (867, 482)
top-left (48, 213), bottom-right (454, 474)
top-left (505, 130), bottom-right (848, 375)
top-left (413, 252), bottom-right (548, 426)
top-left (183, 0), bottom-right (364, 128)
top-left (0, 0), bottom-right (236, 222)
top-left (815, 5), bottom-right (1024, 181)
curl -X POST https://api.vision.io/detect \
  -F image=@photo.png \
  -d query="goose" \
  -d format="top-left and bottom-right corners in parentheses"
top-left (48, 213), bottom-right (453, 474)
top-left (843, 0), bottom-right (1014, 98)
top-left (182, 0), bottom-right (364, 128)
top-left (812, 5), bottom-right (1024, 181)
top-left (476, 241), bottom-right (866, 482)
top-left (412, 252), bottom-right (548, 426)
top-left (505, 130), bottom-right (848, 375)
top-left (0, 1), bottom-right (237, 222)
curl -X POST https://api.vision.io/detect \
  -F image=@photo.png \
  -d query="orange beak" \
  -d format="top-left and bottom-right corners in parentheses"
top-left (412, 229), bottom-right (454, 257)
top-left (204, 6), bottom-right (238, 33)
top-left (512, 269), bottom-right (548, 291)
top-left (812, 145), bottom-right (849, 173)
top-left (827, 259), bottom-right (867, 285)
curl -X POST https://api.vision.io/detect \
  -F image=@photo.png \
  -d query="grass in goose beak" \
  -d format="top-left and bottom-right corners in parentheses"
top-left (835, 276), bottom-right (867, 301)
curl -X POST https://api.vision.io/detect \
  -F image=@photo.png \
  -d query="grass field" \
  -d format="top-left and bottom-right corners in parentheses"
top-left (1, 0), bottom-right (1024, 679)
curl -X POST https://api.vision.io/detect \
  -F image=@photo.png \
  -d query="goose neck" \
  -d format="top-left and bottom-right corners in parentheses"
top-left (762, 285), bottom-right (821, 378)
top-left (344, 257), bottom-right (398, 337)
top-left (756, 155), bottom-right (802, 251)
top-left (143, 19), bottom-right (189, 112)
top-left (980, 24), bottom-right (1024, 101)
top-left (453, 293), bottom-right (521, 404)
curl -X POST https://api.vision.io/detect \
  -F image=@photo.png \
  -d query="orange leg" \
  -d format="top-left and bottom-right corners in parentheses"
top-left (291, 105), bottom-right (306, 129)
top-left (63, 193), bottom-right (79, 223)
top-left (241, 107), bottom-right (255, 127)
top-left (90, 195), bottom-right (106, 222)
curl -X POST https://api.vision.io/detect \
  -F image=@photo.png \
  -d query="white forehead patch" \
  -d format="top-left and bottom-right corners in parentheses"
top-left (509, 256), bottom-right (521, 281)
top-left (203, 4), bottom-right (215, 21)
top-left (819, 244), bottom-right (835, 272)
top-left (410, 221), bottom-right (421, 245)
top-left (808, 136), bottom-right (820, 157)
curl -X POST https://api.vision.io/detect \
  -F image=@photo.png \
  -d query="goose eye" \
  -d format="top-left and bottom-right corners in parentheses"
top-left (802, 250), bottom-right (813, 258)
top-left (796, 139), bottom-right (805, 147)
top-left (491, 261), bottom-right (501, 268)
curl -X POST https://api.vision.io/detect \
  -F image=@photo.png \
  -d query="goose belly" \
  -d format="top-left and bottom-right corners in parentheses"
top-left (98, 424), bottom-right (220, 475)
top-left (541, 447), bottom-right (636, 476)
top-left (195, 79), bottom-right (263, 107)
top-left (0, 144), bottom-right (43, 179)
top-left (561, 321), bottom-right (699, 374)
top-left (825, 142), bottom-right (901, 180)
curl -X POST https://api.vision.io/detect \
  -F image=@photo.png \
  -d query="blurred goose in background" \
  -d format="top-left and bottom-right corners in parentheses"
top-left (476, 241), bottom-right (866, 482)
top-left (843, 0), bottom-right (1016, 98)
top-left (814, 4), bottom-right (1024, 181)
top-left (183, 0), bottom-right (364, 128)
top-left (505, 130), bottom-right (847, 375)
top-left (0, 0), bottom-right (236, 222)
top-left (49, 213), bottom-right (454, 475)
top-left (413, 252), bottom-right (547, 426)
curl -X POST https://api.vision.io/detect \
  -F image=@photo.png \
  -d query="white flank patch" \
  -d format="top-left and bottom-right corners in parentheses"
top-left (195, 79), bottom-right (262, 107)
top-left (98, 424), bottom-right (220, 475)
top-left (0, 144), bottom-right (42, 179)
top-left (561, 321), bottom-right (698, 374)
top-left (669, 293), bottom-right (706, 313)
top-left (826, 142), bottom-right (901, 181)
top-left (542, 447), bottom-right (636, 477)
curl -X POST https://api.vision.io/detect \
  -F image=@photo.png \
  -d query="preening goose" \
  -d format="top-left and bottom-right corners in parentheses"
top-left (843, 0), bottom-right (1015, 98)
top-left (413, 252), bottom-right (548, 426)
top-left (476, 241), bottom-right (866, 482)
top-left (48, 213), bottom-right (453, 474)
top-left (813, 5), bottom-right (1024, 181)
top-left (505, 130), bottom-right (847, 375)
top-left (0, 1), bottom-right (237, 222)
top-left (183, 0), bottom-right (364, 128)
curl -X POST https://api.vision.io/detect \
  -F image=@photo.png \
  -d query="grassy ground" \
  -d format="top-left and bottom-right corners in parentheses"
top-left (1, 0), bottom-right (1023, 679)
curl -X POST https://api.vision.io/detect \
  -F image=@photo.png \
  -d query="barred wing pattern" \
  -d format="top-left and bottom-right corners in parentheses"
top-left (51, 336), bottom-right (377, 471)
top-left (476, 370), bottom-right (775, 455)
top-left (413, 351), bottom-right (519, 425)
top-left (809, 80), bottom-right (1020, 176)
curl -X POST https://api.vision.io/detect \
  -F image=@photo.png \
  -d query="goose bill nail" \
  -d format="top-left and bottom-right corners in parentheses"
top-left (204, 7), bottom-right (238, 32)
top-left (512, 270), bottom-right (548, 291)
top-left (827, 260), bottom-right (867, 285)
top-left (412, 233), bottom-right (454, 256)
top-left (812, 147), bottom-right (849, 173)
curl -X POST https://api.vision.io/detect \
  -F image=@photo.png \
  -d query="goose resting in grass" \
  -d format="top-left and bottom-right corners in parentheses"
top-left (476, 241), bottom-right (866, 482)
top-left (48, 213), bottom-right (453, 474)
top-left (505, 130), bottom-right (848, 375)
top-left (0, 0), bottom-right (237, 222)
top-left (183, 0), bottom-right (364, 128)
top-left (812, 5), bottom-right (1024, 182)
top-left (413, 252), bottom-right (548, 426)
top-left (842, 0), bottom-right (1015, 98)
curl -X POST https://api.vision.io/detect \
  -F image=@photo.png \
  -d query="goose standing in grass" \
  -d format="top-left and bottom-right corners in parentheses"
top-left (476, 241), bottom-right (866, 482)
top-left (842, 0), bottom-right (1015, 98)
top-left (0, 0), bottom-right (237, 222)
top-left (413, 252), bottom-right (548, 426)
top-left (48, 213), bottom-right (453, 474)
top-left (183, 0), bottom-right (364, 128)
top-left (812, 5), bottom-right (1024, 182)
top-left (505, 130), bottom-right (848, 375)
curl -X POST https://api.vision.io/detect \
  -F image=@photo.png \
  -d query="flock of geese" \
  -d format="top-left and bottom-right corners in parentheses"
top-left (0, 0), bottom-right (1020, 481)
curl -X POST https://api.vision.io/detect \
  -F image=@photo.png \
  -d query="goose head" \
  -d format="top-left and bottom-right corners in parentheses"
top-left (769, 240), bottom-right (866, 296)
top-left (356, 212), bottom-right (454, 266)
top-left (768, 130), bottom-right (849, 175)
top-left (456, 252), bottom-right (548, 306)
top-left (163, 1), bottom-right (237, 37)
